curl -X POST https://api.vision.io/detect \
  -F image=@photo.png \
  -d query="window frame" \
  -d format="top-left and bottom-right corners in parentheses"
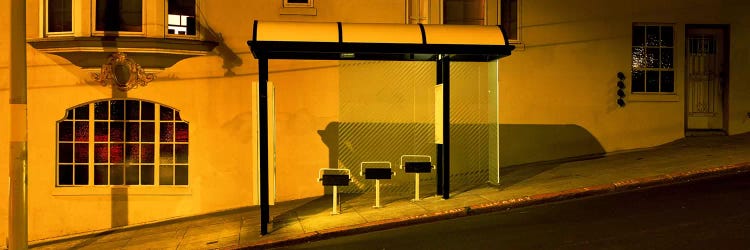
top-left (166, 0), bottom-right (199, 39)
top-left (440, 0), bottom-right (522, 43)
top-left (44, 0), bottom-right (75, 37)
top-left (56, 99), bottom-right (189, 187)
top-left (283, 0), bottom-right (314, 8)
top-left (91, 0), bottom-right (147, 36)
top-left (631, 23), bottom-right (676, 95)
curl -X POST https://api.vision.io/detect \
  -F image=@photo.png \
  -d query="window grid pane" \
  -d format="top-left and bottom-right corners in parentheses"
top-left (631, 24), bottom-right (674, 94)
top-left (48, 0), bottom-right (73, 33)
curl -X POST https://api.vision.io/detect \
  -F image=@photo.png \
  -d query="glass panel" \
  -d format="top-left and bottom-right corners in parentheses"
top-left (110, 144), bottom-right (124, 163)
top-left (126, 122), bottom-right (140, 142)
top-left (94, 101), bottom-right (109, 120)
top-left (645, 48), bottom-right (659, 68)
top-left (661, 26), bottom-right (673, 47)
top-left (94, 165), bottom-right (108, 185)
top-left (94, 143), bottom-right (108, 163)
top-left (660, 48), bottom-right (673, 69)
top-left (75, 143), bottom-right (89, 163)
top-left (646, 26), bottom-right (659, 46)
top-left (175, 111), bottom-right (182, 121)
top-left (175, 165), bottom-right (188, 185)
top-left (110, 100), bottom-right (125, 120)
top-left (59, 143), bottom-right (73, 163)
top-left (661, 71), bottom-right (675, 92)
top-left (175, 123), bottom-right (188, 142)
top-left (141, 122), bottom-right (155, 142)
top-left (631, 47), bottom-right (645, 69)
top-left (96, 0), bottom-right (143, 32)
top-left (141, 102), bottom-right (155, 120)
top-left (501, 0), bottom-right (518, 40)
top-left (632, 26), bottom-right (645, 46)
top-left (160, 144), bottom-right (174, 164)
top-left (58, 165), bottom-right (73, 185)
top-left (141, 144), bottom-right (154, 163)
top-left (141, 165), bottom-right (154, 185)
top-left (175, 144), bottom-right (188, 163)
top-left (126, 100), bottom-right (140, 120)
top-left (161, 122), bottom-right (174, 142)
top-left (48, 0), bottom-right (73, 32)
top-left (110, 122), bottom-right (124, 142)
top-left (75, 105), bottom-right (89, 120)
top-left (75, 121), bottom-right (89, 141)
top-left (74, 165), bottom-right (89, 185)
top-left (126, 165), bottom-right (140, 185)
top-left (159, 165), bottom-right (174, 185)
top-left (646, 71), bottom-right (660, 92)
top-left (59, 121), bottom-right (73, 141)
top-left (95, 122), bottom-right (108, 142)
top-left (160, 106), bottom-right (174, 120)
top-left (126, 144), bottom-right (139, 163)
top-left (287, 0), bottom-right (309, 3)
top-left (631, 70), bottom-right (645, 92)
top-left (66, 109), bottom-right (74, 119)
top-left (110, 165), bottom-right (124, 185)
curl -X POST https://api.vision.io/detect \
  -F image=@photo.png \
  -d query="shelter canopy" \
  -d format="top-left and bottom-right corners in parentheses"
top-left (248, 21), bottom-right (514, 62)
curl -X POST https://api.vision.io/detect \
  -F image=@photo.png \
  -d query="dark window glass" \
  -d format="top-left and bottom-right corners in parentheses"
top-left (75, 143), bottom-right (89, 163)
top-left (110, 165), bottom-right (124, 185)
top-left (160, 165), bottom-right (174, 185)
top-left (48, 0), bottom-right (73, 32)
top-left (661, 48), bottom-right (673, 69)
top-left (661, 26), bottom-right (673, 47)
top-left (58, 165), bottom-right (73, 185)
top-left (66, 109), bottom-right (74, 119)
top-left (126, 122), bottom-right (140, 142)
top-left (646, 71), bottom-right (660, 92)
top-left (110, 143), bottom-right (124, 163)
top-left (126, 144), bottom-right (139, 163)
top-left (646, 26), bottom-right (659, 46)
top-left (126, 100), bottom-right (140, 120)
top-left (75, 121), bottom-right (89, 141)
top-left (111, 100), bottom-right (125, 120)
top-left (96, 0), bottom-right (142, 32)
top-left (632, 26), bottom-right (645, 46)
top-left (110, 122), bottom-right (124, 142)
top-left (175, 144), bottom-right (188, 163)
top-left (142, 122), bottom-right (155, 142)
top-left (645, 48), bottom-right (659, 68)
top-left (501, 0), bottom-right (518, 40)
top-left (632, 47), bottom-right (645, 68)
top-left (141, 165), bottom-right (154, 185)
top-left (141, 102), bottom-right (155, 120)
top-left (175, 123), bottom-right (189, 142)
top-left (175, 111), bottom-right (182, 121)
top-left (168, 0), bottom-right (196, 35)
top-left (94, 143), bottom-right (108, 163)
top-left (160, 106), bottom-right (174, 120)
top-left (175, 165), bottom-right (188, 185)
top-left (661, 71), bottom-right (674, 92)
top-left (126, 165), bottom-right (140, 185)
top-left (161, 123), bottom-right (174, 142)
top-left (59, 121), bottom-right (73, 141)
top-left (94, 165), bottom-right (108, 185)
top-left (94, 101), bottom-right (109, 120)
top-left (632, 70), bottom-right (645, 92)
top-left (75, 106), bottom-right (88, 120)
top-left (160, 144), bottom-right (174, 164)
top-left (74, 165), bottom-right (89, 185)
top-left (141, 144), bottom-right (154, 163)
top-left (95, 122), bottom-right (108, 142)
top-left (287, 0), bottom-right (309, 3)
top-left (59, 143), bottom-right (73, 163)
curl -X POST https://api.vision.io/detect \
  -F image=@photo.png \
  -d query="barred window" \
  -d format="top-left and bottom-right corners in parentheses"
top-left (632, 24), bottom-right (674, 93)
top-left (57, 99), bottom-right (189, 186)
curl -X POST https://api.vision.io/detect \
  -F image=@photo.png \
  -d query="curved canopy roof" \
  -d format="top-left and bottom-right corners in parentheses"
top-left (248, 21), bottom-right (514, 62)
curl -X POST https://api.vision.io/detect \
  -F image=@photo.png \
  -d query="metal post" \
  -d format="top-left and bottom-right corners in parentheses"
top-left (413, 173), bottom-right (420, 201)
top-left (9, 0), bottom-right (29, 247)
top-left (258, 58), bottom-right (270, 235)
top-left (442, 55), bottom-right (451, 200)
top-left (332, 186), bottom-right (339, 214)
top-left (374, 179), bottom-right (381, 208)
top-left (435, 57), bottom-right (443, 196)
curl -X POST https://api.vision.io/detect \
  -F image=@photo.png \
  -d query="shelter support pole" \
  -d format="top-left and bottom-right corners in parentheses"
top-left (435, 57), bottom-right (443, 196)
top-left (441, 55), bottom-right (450, 199)
top-left (259, 58), bottom-right (270, 235)
top-left (9, 0), bottom-right (29, 247)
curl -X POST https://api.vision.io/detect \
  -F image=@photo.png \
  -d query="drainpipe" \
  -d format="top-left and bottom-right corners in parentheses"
top-left (9, 0), bottom-right (29, 248)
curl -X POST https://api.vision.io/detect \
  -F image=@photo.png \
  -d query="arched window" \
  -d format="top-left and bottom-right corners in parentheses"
top-left (57, 99), bottom-right (189, 186)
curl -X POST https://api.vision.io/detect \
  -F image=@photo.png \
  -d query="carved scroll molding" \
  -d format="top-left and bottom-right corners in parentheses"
top-left (92, 53), bottom-right (156, 91)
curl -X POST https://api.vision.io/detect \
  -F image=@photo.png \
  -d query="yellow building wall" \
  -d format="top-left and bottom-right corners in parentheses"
top-left (0, 1), bottom-right (9, 244)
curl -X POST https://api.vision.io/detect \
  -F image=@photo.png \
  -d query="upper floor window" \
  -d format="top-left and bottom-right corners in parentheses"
top-left (443, 0), bottom-right (520, 41)
top-left (95, 0), bottom-right (143, 32)
top-left (284, 0), bottom-right (313, 8)
top-left (632, 24), bottom-right (675, 93)
top-left (168, 0), bottom-right (197, 36)
top-left (46, 0), bottom-right (73, 34)
top-left (500, 0), bottom-right (518, 41)
top-left (57, 99), bottom-right (189, 187)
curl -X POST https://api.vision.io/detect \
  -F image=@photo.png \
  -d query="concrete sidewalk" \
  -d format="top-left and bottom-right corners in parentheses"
top-left (30, 133), bottom-right (750, 249)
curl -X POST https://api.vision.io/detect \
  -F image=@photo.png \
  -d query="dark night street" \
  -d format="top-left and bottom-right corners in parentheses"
top-left (283, 171), bottom-right (750, 250)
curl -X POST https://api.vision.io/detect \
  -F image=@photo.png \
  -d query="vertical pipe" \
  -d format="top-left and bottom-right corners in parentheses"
top-left (258, 58), bottom-right (269, 235)
top-left (435, 57), bottom-right (443, 196)
top-left (332, 186), bottom-right (338, 214)
top-left (414, 173), bottom-right (420, 201)
top-left (442, 55), bottom-right (450, 200)
top-left (9, 0), bottom-right (29, 247)
top-left (375, 179), bottom-right (381, 208)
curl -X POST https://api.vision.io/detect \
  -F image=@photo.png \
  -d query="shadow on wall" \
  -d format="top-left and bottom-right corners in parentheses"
top-left (498, 124), bottom-right (605, 167)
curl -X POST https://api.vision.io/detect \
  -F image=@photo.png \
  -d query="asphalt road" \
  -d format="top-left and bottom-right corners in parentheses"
top-left (282, 171), bottom-right (750, 250)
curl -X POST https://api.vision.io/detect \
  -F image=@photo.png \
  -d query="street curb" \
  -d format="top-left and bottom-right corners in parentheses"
top-left (235, 162), bottom-right (750, 249)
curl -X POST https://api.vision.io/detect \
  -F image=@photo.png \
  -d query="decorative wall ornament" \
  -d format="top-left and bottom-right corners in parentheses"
top-left (92, 53), bottom-right (156, 91)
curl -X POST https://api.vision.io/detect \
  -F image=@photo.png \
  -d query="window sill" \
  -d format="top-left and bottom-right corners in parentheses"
top-left (52, 186), bottom-right (192, 196)
top-left (280, 7), bottom-right (317, 16)
top-left (628, 93), bottom-right (680, 102)
top-left (509, 41), bottom-right (525, 51)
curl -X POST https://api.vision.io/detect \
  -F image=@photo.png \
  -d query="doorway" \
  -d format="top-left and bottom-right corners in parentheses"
top-left (685, 25), bottom-right (729, 133)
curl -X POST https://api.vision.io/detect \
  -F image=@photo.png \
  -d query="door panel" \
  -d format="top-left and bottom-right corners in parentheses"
top-left (686, 28), bottom-right (725, 130)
